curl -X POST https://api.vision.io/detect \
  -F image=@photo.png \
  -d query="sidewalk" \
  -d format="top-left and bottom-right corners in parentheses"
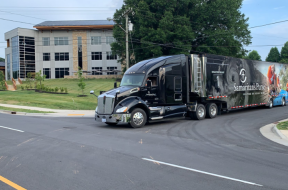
top-left (260, 118), bottom-right (288, 147)
top-left (0, 103), bottom-right (95, 117)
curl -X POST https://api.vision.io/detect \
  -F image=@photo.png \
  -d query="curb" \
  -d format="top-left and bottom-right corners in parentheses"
top-left (272, 125), bottom-right (288, 140)
top-left (260, 122), bottom-right (288, 147)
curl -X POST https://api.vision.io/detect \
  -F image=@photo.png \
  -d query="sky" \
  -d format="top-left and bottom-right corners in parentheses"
top-left (0, 0), bottom-right (288, 61)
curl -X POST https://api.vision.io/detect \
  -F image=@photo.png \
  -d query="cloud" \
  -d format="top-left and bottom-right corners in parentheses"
top-left (274, 6), bottom-right (285, 10)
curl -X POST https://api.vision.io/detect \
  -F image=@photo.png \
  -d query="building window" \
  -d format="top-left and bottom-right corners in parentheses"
top-left (54, 37), bottom-right (68, 46)
top-left (43, 53), bottom-right (50, 61)
top-left (106, 52), bottom-right (117, 60)
top-left (42, 37), bottom-right (50, 46)
top-left (107, 67), bottom-right (117, 75)
top-left (91, 36), bottom-right (101, 45)
top-left (92, 67), bottom-right (102, 75)
top-left (55, 52), bottom-right (69, 61)
top-left (106, 36), bottom-right (115, 44)
top-left (55, 68), bottom-right (69, 78)
top-left (43, 68), bottom-right (51, 79)
top-left (91, 52), bottom-right (102, 60)
top-left (6, 54), bottom-right (10, 80)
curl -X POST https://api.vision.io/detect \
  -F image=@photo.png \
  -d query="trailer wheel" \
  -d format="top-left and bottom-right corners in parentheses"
top-left (268, 99), bottom-right (273, 109)
top-left (192, 104), bottom-right (206, 120)
top-left (206, 103), bottom-right (218, 118)
top-left (129, 108), bottom-right (147, 128)
top-left (282, 98), bottom-right (286, 106)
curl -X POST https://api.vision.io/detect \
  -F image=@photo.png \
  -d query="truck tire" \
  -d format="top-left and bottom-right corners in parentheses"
top-left (268, 99), bottom-right (273, 109)
top-left (192, 104), bottom-right (206, 120)
top-left (282, 98), bottom-right (286, 106)
top-left (206, 103), bottom-right (218, 118)
top-left (129, 108), bottom-right (147, 128)
top-left (105, 122), bottom-right (117, 126)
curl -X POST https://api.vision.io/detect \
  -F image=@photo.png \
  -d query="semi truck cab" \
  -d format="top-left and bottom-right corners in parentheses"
top-left (91, 54), bottom-right (192, 128)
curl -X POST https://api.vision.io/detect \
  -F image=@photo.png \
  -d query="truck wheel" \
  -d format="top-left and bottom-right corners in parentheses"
top-left (192, 104), bottom-right (206, 120)
top-left (129, 108), bottom-right (147, 128)
top-left (268, 99), bottom-right (273, 109)
top-left (105, 122), bottom-right (117, 126)
top-left (206, 103), bottom-right (218, 118)
top-left (282, 98), bottom-right (286, 106)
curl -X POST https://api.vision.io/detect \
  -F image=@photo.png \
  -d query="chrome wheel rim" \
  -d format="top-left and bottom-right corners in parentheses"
top-left (282, 99), bottom-right (285, 106)
top-left (133, 112), bottom-right (144, 125)
top-left (198, 107), bottom-right (205, 118)
top-left (270, 101), bottom-right (273, 108)
top-left (211, 106), bottom-right (217, 116)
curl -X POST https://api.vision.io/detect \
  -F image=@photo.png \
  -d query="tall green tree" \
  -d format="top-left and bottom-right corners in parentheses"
top-left (111, 0), bottom-right (251, 68)
top-left (266, 47), bottom-right (280, 62)
top-left (245, 50), bottom-right (261, 61)
top-left (280, 42), bottom-right (288, 63)
top-left (0, 57), bottom-right (4, 62)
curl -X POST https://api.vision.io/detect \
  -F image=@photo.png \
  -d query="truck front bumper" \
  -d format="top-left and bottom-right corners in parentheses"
top-left (95, 113), bottom-right (131, 124)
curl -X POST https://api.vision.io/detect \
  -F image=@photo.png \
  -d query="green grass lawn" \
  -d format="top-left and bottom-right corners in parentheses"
top-left (277, 121), bottom-right (288, 130)
top-left (0, 106), bottom-right (54, 113)
top-left (0, 78), bottom-right (119, 110)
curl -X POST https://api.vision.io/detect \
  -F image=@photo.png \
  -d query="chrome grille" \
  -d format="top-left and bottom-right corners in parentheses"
top-left (97, 95), bottom-right (115, 114)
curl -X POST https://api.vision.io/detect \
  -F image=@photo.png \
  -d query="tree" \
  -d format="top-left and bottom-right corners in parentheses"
top-left (77, 67), bottom-right (86, 95)
top-left (280, 42), bottom-right (288, 63)
top-left (0, 71), bottom-right (5, 90)
top-left (266, 47), bottom-right (280, 62)
top-left (111, 0), bottom-right (251, 68)
top-left (0, 57), bottom-right (4, 62)
top-left (35, 70), bottom-right (46, 89)
top-left (26, 72), bottom-right (34, 88)
top-left (245, 50), bottom-right (261, 61)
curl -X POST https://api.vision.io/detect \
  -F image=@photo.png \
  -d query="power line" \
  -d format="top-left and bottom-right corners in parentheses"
top-left (0, 18), bottom-right (36, 25)
top-left (0, 10), bottom-right (46, 20)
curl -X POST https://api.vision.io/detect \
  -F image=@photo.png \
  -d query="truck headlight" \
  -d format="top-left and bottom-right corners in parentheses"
top-left (116, 107), bottom-right (128, 113)
top-left (95, 106), bottom-right (98, 113)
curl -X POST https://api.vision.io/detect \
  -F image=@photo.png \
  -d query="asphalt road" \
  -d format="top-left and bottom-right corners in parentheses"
top-left (1, 106), bottom-right (288, 190)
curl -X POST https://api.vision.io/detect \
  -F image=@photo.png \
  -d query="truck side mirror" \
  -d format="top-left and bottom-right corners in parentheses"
top-left (90, 90), bottom-right (97, 97)
top-left (146, 80), bottom-right (152, 89)
top-left (114, 82), bottom-right (117, 88)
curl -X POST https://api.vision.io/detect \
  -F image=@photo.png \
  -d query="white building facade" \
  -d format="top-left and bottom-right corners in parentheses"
top-left (4, 20), bottom-right (121, 80)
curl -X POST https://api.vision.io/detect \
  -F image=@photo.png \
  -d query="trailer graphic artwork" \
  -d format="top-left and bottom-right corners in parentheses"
top-left (205, 55), bottom-right (288, 108)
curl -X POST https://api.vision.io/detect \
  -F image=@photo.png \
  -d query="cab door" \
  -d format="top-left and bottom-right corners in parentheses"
top-left (162, 63), bottom-right (186, 118)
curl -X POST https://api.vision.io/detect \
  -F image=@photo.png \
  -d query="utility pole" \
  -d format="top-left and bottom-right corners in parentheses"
top-left (108, 7), bottom-right (134, 70)
top-left (125, 14), bottom-right (129, 70)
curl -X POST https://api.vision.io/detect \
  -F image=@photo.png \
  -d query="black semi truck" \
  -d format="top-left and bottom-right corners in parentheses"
top-left (90, 54), bottom-right (288, 128)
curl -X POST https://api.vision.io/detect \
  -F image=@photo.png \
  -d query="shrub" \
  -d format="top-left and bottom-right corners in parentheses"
top-left (51, 88), bottom-right (54, 92)
top-left (64, 88), bottom-right (68, 93)
top-left (25, 85), bottom-right (29, 90)
top-left (55, 87), bottom-right (59, 93)
top-left (60, 87), bottom-right (64, 93)
top-left (21, 86), bottom-right (24, 90)
top-left (41, 84), bottom-right (45, 90)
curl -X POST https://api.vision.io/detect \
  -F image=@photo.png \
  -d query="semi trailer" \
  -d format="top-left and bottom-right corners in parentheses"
top-left (90, 54), bottom-right (288, 128)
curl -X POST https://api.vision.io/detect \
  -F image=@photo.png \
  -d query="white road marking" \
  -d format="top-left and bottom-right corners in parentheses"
top-left (0, 126), bottom-right (24, 133)
top-left (142, 158), bottom-right (262, 187)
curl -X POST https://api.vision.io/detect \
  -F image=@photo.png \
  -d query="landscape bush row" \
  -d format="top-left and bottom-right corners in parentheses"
top-left (20, 84), bottom-right (68, 93)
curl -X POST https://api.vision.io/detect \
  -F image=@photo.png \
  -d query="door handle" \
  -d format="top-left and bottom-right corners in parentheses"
top-left (167, 107), bottom-right (170, 110)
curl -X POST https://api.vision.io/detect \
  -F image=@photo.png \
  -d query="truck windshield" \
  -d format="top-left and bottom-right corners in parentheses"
top-left (120, 74), bottom-right (145, 87)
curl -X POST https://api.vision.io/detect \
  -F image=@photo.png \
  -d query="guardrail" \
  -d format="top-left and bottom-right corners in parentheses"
top-left (18, 78), bottom-right (22, 84)
top-left (12, 78), bottom-right (17, 90)
top-left (5, 81), bottom-right (8, 90)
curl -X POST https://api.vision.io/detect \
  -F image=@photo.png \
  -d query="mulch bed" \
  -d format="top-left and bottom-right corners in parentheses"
top-left (35, 90), bottom-right (68, 94)
top-left (77, 95), bottom-right (88, 97)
